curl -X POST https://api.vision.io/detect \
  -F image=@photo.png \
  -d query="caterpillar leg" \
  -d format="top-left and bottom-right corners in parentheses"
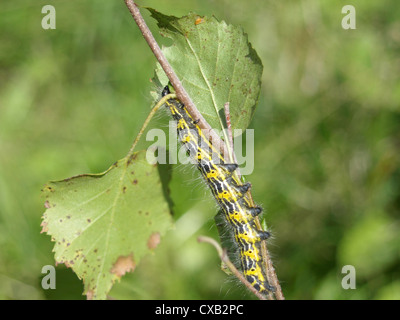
top-left (218, 163), bottom-right (238, 173)
top-left (258, 230), bottom-right (270, 240)
top-left (248, 206), bottom-right (263, 217)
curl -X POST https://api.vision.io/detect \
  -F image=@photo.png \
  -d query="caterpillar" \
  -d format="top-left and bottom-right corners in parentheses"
top-left (161, 85), bottom-right (274, 295)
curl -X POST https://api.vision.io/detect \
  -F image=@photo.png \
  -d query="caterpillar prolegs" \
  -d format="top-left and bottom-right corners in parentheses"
top-left (161, 86), bottom-right (274, 295)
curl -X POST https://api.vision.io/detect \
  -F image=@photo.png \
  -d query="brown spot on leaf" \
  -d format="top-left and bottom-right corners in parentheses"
top-left (86, 290), bottom-right (94, 300)
top-left (147, 232), bottom-right (161, 250)
top-left (40, 220), bottom-right (48, 233)
top-left (195, 17), bottom-right (204, 25)
top-left (44, 186), bottom-right (55, 192)
top-left (132, 179), bottom-right (138, 185)
top-left (110, 254), bottom-right (136, 278)
top-left (126, 153), bottom-right (138, 166)
top-left (44, 200), bottom-right (51, 209)
top-left (122, 186), bottom-right (127, 193)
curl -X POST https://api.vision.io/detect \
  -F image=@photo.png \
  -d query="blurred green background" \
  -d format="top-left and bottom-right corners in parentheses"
top-left (0, 0), bottom-right (399, 300)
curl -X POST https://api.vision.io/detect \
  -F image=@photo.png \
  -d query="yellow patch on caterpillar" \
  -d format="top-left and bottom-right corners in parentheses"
top-left (217, 190), bottom-right (234, 201)
top-left (241, 248), bottom-right (261, 261)
top-left (180, 134), bottom-right (191, 143)
top-left (205, 169), bottom-right (218, 179)
top-left (244, 264), bottom-right (264, 277)
top-left (235, 228), bottom-right (263, 243)
top-left (177, 119), bottom-right (186, 130)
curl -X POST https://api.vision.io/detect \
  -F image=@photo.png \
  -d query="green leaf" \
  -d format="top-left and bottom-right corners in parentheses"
top-left (149, 9), bottom-right (263, 133)
top-left (41, 151), bottom-right (173, 299)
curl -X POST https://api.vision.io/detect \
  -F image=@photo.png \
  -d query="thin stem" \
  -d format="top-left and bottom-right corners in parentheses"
top-left (126, 93), bottom-right (175, 157)
top-left (197, 236), bottom-right (269, 300)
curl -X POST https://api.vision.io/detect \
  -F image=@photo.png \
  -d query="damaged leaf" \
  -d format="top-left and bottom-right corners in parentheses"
top-left (41, 151), bottom-right (173, 299)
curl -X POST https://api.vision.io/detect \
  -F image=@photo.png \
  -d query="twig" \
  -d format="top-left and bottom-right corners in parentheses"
top-left (223, 102), bottom-right (238, 169)
top-left (265, 249), bottom-right (285, 300)
top-left (197, 236), bottom-right (269, 300)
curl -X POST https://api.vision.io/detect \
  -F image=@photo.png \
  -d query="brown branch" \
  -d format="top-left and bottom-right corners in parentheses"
top-left (264, 247), bottom-right (285, 300)
top-left (223, 102), bottom-right (238, 168)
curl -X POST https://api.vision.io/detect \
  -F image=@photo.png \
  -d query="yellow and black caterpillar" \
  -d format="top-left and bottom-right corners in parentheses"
top-left (162, 86), bottom-right (274, 295)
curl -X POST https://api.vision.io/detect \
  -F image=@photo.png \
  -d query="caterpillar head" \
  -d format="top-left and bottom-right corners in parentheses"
top-left (161, 85), bottom-right (170, 97)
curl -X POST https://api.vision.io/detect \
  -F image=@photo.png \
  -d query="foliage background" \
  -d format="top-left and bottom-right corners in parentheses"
top-left (0, 0), bottom-right (399, 299)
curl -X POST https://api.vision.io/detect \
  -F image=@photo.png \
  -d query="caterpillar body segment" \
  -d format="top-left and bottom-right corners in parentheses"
top-left (162, 86), bottom-right (273, 295)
